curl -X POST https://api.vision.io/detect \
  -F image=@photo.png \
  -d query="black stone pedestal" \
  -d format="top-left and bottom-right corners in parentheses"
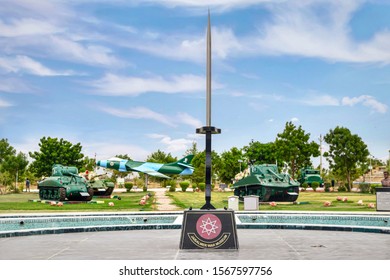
top-left (179, 209), bottom-right (239, 249)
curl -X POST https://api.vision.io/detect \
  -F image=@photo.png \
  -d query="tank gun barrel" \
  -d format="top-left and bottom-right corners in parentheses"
top-left (90, 173), bottom-right (107, 180)
top-left (267, 168), bottom-right (284, 180)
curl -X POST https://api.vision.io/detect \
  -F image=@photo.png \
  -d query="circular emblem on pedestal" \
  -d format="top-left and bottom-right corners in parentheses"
top-left (196, 213), bottom-right (222, 240)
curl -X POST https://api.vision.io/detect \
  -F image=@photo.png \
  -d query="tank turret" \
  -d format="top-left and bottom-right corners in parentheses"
top-left (38, 164), bottom-right (94, 201)
top-left (88, 174), bottom-right (115, 196)
top-left (232, 164), bottom-right (300, 202)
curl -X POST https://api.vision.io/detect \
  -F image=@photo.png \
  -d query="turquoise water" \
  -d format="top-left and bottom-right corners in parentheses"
top-left (1, 212), bottom-right (390, 237)
top-left (237, 213), bottom-right (390, 228)
top-left (0, 214), bottom-right (178, 233)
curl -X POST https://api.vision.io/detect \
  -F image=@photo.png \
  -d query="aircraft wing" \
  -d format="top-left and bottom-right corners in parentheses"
top-left (131, 165), bottom-right (170, 179)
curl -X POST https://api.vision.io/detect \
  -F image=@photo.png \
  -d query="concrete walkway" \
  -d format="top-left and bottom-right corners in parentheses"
top-left (1, 229), bottom-right (390, 260)
top-left (151, 188), bottom-right (181, 211)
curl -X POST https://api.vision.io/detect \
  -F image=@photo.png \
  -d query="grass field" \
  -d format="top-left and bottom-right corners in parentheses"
top-left (167, 190), bottom-right (377, 211)
top-left (0, 191), bottom-right (155, 213)
top-left (0, 189), bottom-right (378, 213)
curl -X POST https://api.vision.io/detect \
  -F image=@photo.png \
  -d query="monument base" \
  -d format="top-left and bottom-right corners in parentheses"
top-left (376, 188), bottom-right (390, 211)
top-left (179, 209), bottom-right (239, 249)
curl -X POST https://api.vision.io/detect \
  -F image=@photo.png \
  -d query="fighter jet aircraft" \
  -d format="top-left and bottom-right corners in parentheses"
top-left (96, 155), bottom-right (194, 178)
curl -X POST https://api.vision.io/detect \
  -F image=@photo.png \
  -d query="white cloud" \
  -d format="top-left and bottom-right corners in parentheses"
top-left (147, 133), bottom-right (194, 153)
top-left (84, 142), bottom-right (150, 161)
top-left (141, 0), bottom-right (275, 11)
top-left (301, 94), bottom-right (387, 114)
top-left (303, 95), bottom-right (340, 106)
top-left (48, 36), bottom-right (123, 67)
top-left (176, 112), bottom-right (202, 128)
top-left (0, 0), bottom-right (73, 22)
top-left (91, 73), bottom-right (209, 96)
top-left (117, 25), bottom-right (244, 64)
top-left (0, 55), bottom-right (75, 76)
top-left (342, 95), bottom-right (388, 114)
top-left (98, 106), bottom-right (175, 127)
top-left (253, 0), bottom-right (390, 64)
top-left (0, 78), bottom-right (33, 93)
top-left (291, 117), bottom-right (299, 122)
top-left (130, 0), bottom-right (390, 65)
top-left (0, 18), bottom-right (63, 37)
top-left (0, 1), bottom-right (122, 68)
top-left (97, 105), bottom-right (203, 128)
top-left (0, 98), bottom-right (12, 108)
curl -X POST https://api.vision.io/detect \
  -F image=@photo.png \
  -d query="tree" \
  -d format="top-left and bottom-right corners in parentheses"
top-left (82, 156), bottom-right (96, 173)
top-left (147, 149), bottom-right (176, 163)
top-left (29, 137), bottom-right (84, 177)
top-left (184, 141), bottom-right (199, 157)
top-left (0, 138), bottom-right (15, 165)
top-left (274, 122), bottom-right (320, 179)
top-left (217, 147), bottom-right (246, 184)
top-left (244, 140), bottom-right (278, 165)
top-left (324, 126), bottom-right (369, 191)
top-left (1, 152), bottom-right (29, 192)
top-left (0, 139), bottom-right (29, 191)
top-left (191, 151), bottom-right (220, 186)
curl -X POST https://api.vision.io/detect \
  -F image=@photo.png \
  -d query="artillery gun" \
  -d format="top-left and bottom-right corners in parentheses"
top-left (38, 164), bottom-right (94, 201)
top-left (232, 164), bottom-right (300, 202)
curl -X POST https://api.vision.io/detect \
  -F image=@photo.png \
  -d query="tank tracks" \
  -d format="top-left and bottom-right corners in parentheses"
top-left (39, 187), bottom-right (93, 201)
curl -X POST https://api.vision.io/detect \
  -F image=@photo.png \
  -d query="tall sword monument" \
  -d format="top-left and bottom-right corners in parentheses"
top-left (179, 11), bottom-right (239, 250)
top-left (196, 10), bottom-right (221, 210)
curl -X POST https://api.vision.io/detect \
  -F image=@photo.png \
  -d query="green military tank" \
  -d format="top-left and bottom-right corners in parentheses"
top-left (89, 174), bottom-right (115, 196)
top-left (38, 164), bottom-right (94, 201)
top-left (232, 164), bottom-right (300, 202)
top-left (298, 167), bottom-right (324, 187)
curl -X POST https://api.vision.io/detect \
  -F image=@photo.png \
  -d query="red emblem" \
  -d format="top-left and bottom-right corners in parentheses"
top-left (196, 213), bottom-right (222, 240)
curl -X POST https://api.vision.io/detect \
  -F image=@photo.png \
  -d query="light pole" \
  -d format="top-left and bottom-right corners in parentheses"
top-left (369, 156), bottom-right (372, 184)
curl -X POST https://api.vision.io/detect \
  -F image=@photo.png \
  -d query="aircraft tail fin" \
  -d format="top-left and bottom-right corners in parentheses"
top-left (168, 154), bottom-right (194, 168)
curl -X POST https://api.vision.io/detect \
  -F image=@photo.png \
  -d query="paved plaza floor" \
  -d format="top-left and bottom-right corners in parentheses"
top-left (1, 228), bottom-right (390, 260)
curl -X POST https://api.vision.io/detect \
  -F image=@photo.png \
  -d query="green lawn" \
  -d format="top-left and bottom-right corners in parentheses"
top-left (0, 192), bottom-right (155, 213)
top-left (0, 190), bottom-right (379, 213)
top-left (167, 190), bottom-right (378, 211)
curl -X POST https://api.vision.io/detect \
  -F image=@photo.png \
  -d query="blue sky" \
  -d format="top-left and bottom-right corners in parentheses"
top-left (0, 0), bottom-right (389, 167)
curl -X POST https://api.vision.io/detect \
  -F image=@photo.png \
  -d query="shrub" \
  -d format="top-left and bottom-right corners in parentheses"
top-left (135, 178), bottom-right (144, 188)
top-left (198, 183), bottom-right (205, 192)
top-left (370, 184), bottom-right (381, 194)
top-left (359, 183), bottom-right (371, 193)
top-left (311, 181), bottom-right (319, 191)
top-left (301, 182), bottom-right (308, 189)
top-left (164, 179), bottom-right (177, 192)
top-left (338, 185), bottom-right (347, 192)
top-left (180, 181), bottom-right (190, 192)
top-left (124, 182), bottom-right (133, 192)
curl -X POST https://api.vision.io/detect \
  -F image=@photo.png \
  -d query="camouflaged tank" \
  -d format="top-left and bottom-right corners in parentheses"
top-left (38, 164), bottom-right (94, 201)
top-left (232, 164), bottom-right (300, 202)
